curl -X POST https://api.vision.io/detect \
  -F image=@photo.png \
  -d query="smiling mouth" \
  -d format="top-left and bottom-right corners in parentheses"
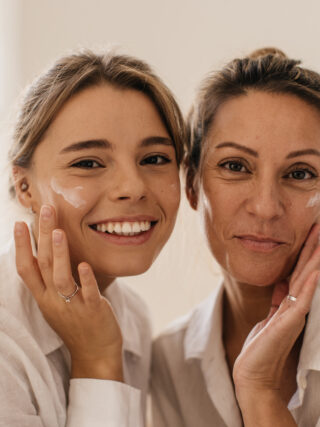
top-left (235, 235), bottom-right (285, 252)
top-left (89, 220), bottom-right (158, 236)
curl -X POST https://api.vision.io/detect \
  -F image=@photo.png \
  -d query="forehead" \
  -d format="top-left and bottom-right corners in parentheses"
top-left (207, 91), bottom-right (320, 155)
top-left (42, 84), bottom-right (169, 151)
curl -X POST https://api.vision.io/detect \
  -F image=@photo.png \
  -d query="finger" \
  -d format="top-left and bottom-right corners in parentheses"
top-left (278, 270), bottom-right (320, 320)
top-left (37, 205), bottom-right (57, 288)
top-left (78, 263), bottom-right (101, 308)
top-left (268, 281), bottom-right (289, 318)
top-left (52, 229), bottom-right (78, 300)
top-left (292, 270), bottom-right (320, 315)
top-left (290, 224), bottom-right (320, 284)
top-left (14, 221), bottom-right (45, 299)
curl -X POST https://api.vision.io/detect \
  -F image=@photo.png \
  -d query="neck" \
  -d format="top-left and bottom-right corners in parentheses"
top-left (72, 267), bottom-right (115, 294)
top-left (222, 273), bottom-right (274, 371)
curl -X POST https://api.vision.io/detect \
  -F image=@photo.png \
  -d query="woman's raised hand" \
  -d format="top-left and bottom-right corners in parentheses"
top-left (233, 224), bottom-right (320, 426)
top-left (14, 205), bottom-right (123, 381)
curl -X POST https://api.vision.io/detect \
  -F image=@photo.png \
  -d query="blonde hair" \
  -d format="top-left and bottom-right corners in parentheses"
top-left (10, 49), bottom-right (185, 195)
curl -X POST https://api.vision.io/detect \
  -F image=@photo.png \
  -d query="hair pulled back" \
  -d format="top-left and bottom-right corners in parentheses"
top-left (10, 49), bottom-right (185, 196)
top-left (186, 47), bottom-right (320, 180)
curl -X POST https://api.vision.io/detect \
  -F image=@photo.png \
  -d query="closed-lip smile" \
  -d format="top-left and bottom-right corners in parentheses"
top-left (234, 234), bottom-right (286, 253)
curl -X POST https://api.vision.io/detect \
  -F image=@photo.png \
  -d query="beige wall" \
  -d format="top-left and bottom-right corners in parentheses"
top-left (1, 0), bottom-right (320, 334)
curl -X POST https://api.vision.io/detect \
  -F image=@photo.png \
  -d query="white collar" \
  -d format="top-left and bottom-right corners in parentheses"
top-left (183, 282), bottom-right (242, 426)
top-left (184, 284), bottom-right (224, 360)
top-left (298, 283), bottom-right (320, 372)
top-left (182, 277), bottom-right (320, 414)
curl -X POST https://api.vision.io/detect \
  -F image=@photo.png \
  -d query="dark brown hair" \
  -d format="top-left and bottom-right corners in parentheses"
top-left (186, 47), bottom-right (320, 184)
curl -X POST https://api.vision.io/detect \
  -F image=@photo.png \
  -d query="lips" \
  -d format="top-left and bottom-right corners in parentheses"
top-left (88, 216), bottom-right (158, 244)
top-left (235, 234), bottom-right (286, 253)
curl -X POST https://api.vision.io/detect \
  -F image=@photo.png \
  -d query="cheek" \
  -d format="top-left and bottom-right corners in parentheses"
top-left (36, 177), bottom-right (95, 221)
top-left (50, 177), bottom-right (88, 209)
top-left (152, 173), bottom-right (181, 215)
top-left (306, 191), bottom-right (320, 222)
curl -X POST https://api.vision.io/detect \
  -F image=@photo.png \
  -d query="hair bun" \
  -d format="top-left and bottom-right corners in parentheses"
top-left (248, 47), bottom-right (288, 60)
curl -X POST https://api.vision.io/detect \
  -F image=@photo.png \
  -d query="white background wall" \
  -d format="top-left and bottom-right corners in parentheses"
top-left (1, 0), bottom-right (320, 334)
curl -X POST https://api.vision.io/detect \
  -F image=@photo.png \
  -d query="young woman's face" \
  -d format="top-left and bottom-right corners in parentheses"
top-left (194, 91), bottom-right (320, 286)
top-left (23, 84), bottom-right (180, 282)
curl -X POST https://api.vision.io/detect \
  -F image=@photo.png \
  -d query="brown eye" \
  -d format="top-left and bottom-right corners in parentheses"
top-left (286, 169), bottom-right (315, 180)
top-left (141, 155), bottom-right (171, 165)
top-left (71, 159), bottom-right (102, 169)
top-left (220, 160), bottom-right (247, 172)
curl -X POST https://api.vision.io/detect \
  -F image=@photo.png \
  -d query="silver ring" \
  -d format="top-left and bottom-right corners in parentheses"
top-left (57, 282), bottom-right (79, 303)
top-left (287, 294), bottom-right (297, 302)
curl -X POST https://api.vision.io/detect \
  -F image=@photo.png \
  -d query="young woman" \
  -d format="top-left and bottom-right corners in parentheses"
top-left (152, 48), bottom-right (320, 426)
top-left (0, 50), bottom-right (184, 426)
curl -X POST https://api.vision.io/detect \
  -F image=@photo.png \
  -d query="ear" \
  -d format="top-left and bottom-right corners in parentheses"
top-left (185, 167), bottom-right (199, 210)
top-left (12, 166), bottom-right (34, 210)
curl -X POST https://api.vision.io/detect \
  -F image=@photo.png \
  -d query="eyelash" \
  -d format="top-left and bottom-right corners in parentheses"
top-left (70, 154), bottom-right (171, 169)
top-left (284, 168), bottom-right (317, 180)
top-left (71, 159), bottom-right (103, 169)
top-left (140, 154), bottom-right (171, 166)
top-left (219, 160), bottom-right (248, 173)
top-left (219, 160), bottom-right (317, 181)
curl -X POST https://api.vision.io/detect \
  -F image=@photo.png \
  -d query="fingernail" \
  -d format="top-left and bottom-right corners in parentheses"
top-left (14, 222), bottom-right (24, 236)
top-left (79, 264), bottom-right (89, 275)
top-left (53, 229), bottom-right (63, 245)
top-left (41, 206), bottom-right (52, 219)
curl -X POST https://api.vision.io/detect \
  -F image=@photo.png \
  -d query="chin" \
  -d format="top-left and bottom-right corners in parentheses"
top-left (98, 256), bottom-right (155, 279)
top-left (226, 262), bottom-right (291, 287)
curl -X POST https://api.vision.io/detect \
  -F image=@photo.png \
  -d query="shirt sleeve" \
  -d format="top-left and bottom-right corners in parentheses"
top-left (66, 379), bottom-right (143, 427)
top-left (151, 337), bottom-right (185, 427)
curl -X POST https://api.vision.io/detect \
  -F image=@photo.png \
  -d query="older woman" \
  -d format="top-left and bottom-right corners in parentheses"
top-left (0, 50), bottom-right (184, 426)
top-left (152, 48), bottom-right (320, 426)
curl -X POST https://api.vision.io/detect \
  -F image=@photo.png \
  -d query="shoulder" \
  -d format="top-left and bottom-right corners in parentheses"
top-left (0, 238), bottom-right (16, 280)
top-left (110, 279), bottom-right (152, 329)
top-left (153, 287), bottom-right (221, 368)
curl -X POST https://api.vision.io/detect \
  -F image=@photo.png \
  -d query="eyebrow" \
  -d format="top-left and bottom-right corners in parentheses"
top-left (215, 142), bottom-right (258, 157)
top-left (286, 149), bottom-right (320, 159)
top-left (215, 141), bottom-right (320, 160)
top-left (59, 136), bottom-right (173, 154)
top-left (59, 139), bottom-right (111, 154)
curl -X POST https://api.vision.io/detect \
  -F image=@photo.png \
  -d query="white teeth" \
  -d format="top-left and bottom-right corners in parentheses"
top-left (95, 220), bottom-right (153, 235)
top-left (114, 223), bottom-right (122, 234)
top-left (107, 223), bottom-right (114, 233)
top-left (132, 222), bottom-right (140, 233)
top-left (122, 222), bottom-right (132, 234)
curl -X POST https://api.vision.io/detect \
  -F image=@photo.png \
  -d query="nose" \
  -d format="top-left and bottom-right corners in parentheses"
top-left (109, 164), bottom-right (147, 202)
top-left (245, 179), bottom-right (285, 221)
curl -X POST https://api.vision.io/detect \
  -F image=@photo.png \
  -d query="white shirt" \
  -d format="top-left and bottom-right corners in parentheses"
top-left (0, 237), bottom-right (150, 427)
top-left (151, 283), bottom-right (320, 427)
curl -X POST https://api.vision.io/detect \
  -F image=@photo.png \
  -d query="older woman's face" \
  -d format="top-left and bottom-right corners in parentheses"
top-left (196, 91), bottom-right (320, 286)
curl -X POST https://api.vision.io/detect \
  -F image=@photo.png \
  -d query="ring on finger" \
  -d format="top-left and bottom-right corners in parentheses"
top-left (287, 294), bottom-right (297, 302)
top-left (57, 282), bottom-right (79, 303)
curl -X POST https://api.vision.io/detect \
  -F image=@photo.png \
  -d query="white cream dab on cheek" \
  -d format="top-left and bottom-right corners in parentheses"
top-left (50, 178), bottom-right (87, 209)
top-left (306, 192), bottom-right (320, 208)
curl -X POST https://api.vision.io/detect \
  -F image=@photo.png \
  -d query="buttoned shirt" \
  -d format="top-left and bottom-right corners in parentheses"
top-left (0, 237), bottom-right (150, 426)
top-left (151, 283), bottom-right (320, 427)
